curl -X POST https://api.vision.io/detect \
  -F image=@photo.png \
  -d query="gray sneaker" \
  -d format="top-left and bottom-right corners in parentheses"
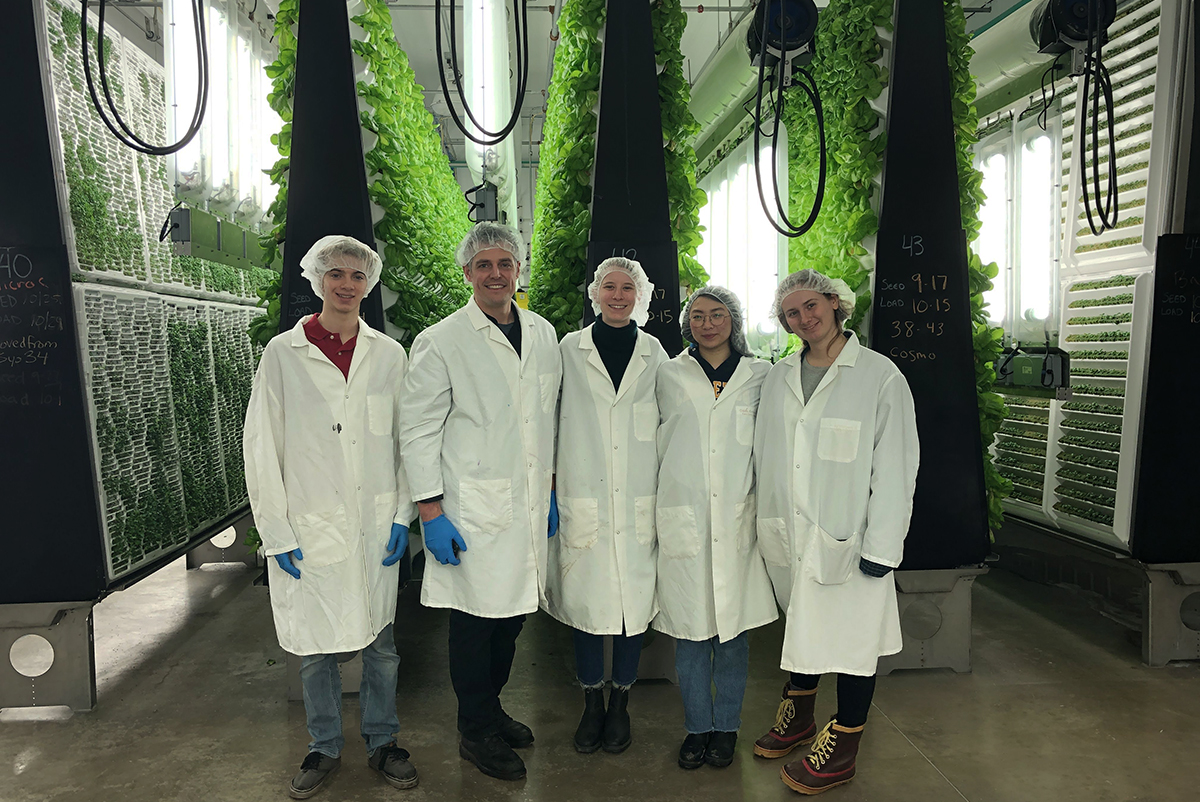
top-left (289, 752), bottom-right (340, 799)
top-left (368, 742), bottom-right (419, 790)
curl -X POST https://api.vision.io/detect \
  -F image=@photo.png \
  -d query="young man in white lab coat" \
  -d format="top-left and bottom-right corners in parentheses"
top-left (244, 236), bottom-right (418, 799)
top-left (398, 222), bottom-right (562, 782)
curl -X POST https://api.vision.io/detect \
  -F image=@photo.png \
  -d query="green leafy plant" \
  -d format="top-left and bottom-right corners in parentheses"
top-left (1071, 348), bottom-right (1128, 360)
top-left (1070, 383), bottom-right (1125, 397)
top-left (1056, 484), bottom-right (1115, 508)
top-left (995, 439), bottom-right (1047, 457)
top-left (1070, 275), bottom-right (1137, 291)
top-left (1056, 466), bottom-right (1116, 489)
top-left (652, 0), bottom-right (709, 293)
top-left (1065, 330), bottom-right (1130, 342)
top-left (1066, 312), bottom-right (1132, 325)
top-left (1058, 434), bottom-right (1120, 452)
top-left (1071, 366), bottom-right (1127, 377)
top-left (1011, 488), bottom-right (1043, 505)
top-left (353, 0), bottom-right (471, 346)
top-left (999, 469), bottom-right (1043, 491)
top-left (1058, 450), bottom-right (1119, 469)
top-left (999, 424), bottom-right (1047, 441)
top-left (528, 0), bottom-right (603, 336)
top-left (996, 453), bottom-right (1045, 470)
top-left (1062, 401), bottom-right (1123, 415)
top-left (1061, 417), bottom-right (1122, 433)
top-left (1054, 500), bottom-right (1114, 525)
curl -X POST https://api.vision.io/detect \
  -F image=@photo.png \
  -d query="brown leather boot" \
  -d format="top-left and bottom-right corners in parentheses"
top-left (780, 718), bottom-right (864, 794)
top-left (752, 683), bottom-right (817, 758)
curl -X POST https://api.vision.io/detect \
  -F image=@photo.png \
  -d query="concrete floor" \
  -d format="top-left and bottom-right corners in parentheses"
top-left (3, 561), bottom-right (1199, 802)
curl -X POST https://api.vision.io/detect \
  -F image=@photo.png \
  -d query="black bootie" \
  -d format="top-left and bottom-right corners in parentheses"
top-left (602, 686), bottom-right (632, 753)
top-left (574, 687), bottom-right (607, 753)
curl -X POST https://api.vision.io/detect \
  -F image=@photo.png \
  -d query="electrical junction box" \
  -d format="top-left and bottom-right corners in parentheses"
top-left (995, 349), bottom-right (1071, 392)
top-left (169, 206), bottom-right (274, 271)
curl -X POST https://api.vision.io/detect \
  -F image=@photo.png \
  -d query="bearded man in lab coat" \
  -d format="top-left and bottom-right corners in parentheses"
top-left (244, 236), bottom-right (419, 799)
top-left (398, 222), bottom-right (562, 782)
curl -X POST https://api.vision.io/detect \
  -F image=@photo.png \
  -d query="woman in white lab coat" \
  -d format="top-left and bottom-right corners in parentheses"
top-left (751, 269), bottom-right (919, 796)
top-left (653, 285), bottom-right (777, 770)
top-left (545, 256), bottom-right (668, 755)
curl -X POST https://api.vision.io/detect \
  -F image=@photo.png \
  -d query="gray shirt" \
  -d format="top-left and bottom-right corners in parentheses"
top-left (800, 357), bottom-right (830, 402)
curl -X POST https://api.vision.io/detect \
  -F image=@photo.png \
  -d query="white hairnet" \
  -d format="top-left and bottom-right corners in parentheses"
top-left (299, 235), bottom-right (383, 300)
top-left (456, 221), bottom-right (524, 267)
top-left (587, 257), bottom-right (655, 327)
top-left (771, 268), bottom-right (856, 334)
top-left (681, 285), bottom-right (750, 357)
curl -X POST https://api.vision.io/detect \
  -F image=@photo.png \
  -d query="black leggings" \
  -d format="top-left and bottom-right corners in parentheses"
top-left (789, 672), bottom-right (876, 729)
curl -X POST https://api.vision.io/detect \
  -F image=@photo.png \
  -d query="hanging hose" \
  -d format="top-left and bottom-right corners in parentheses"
top-left (80, 0), bottom-right (210, 156)
top-left (434, 0), bottom-right (529, 147)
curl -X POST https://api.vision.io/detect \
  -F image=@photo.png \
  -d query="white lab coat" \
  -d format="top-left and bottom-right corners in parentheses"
top-left (545, 324), bottom-right (669, 636)
top-left (244, 316), bottom-right (416, 656)
top-left (399, 298), bottom-right (562, 618)
top-left (755, 332), bottom-right (919, 676)
top-left (652, 352), bottom-right (778, 643)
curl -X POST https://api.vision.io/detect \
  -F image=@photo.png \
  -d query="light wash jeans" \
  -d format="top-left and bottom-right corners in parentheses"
top-left (674, 632), bottom-right (749, 734)
top-left (299, 624), bottom-right (400, 758)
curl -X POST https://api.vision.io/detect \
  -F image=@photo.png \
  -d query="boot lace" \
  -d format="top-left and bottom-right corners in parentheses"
top-left (805, 722), bottom-right (838, 769)
top-left (772, 698), bottom-right (796, 735)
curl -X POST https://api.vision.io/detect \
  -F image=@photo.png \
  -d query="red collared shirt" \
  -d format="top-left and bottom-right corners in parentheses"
top-left (303, 314), bottom-right (357, 381)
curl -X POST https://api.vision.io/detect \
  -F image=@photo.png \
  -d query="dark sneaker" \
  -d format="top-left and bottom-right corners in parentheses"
top-left (678, 732), bottom-right (710, 769)
top-left (497, 711), bottom-right (535, 748)
top-left (288, 751), bottom-right (340, 799)
top-left (706, 730), bottom-right (737, 768)
top-left (460, 733), bottom-right (527, 781)
top-left (367, 742), bottom-right (418, 790)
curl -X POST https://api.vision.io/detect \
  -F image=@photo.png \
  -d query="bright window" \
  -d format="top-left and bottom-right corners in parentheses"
top-left (165, 0), bottom-right (279, 228)
top-left (973, 114), bottom-right (1062, 341)
top-left (697, 134), bottom-right (789, 358)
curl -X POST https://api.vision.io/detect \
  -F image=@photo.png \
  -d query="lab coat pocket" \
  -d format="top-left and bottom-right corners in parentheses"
top-left (292, 507), bottom-right (351, 568)
top-left (539, 373), bottom-right (559, 414)
top-left (817, 418), bottom-right (861, 463)
top-left (735, 406), bottom-right (756, 446)
top-left (735, 495), bottom-right (757, 554)
top-left (757, 517), bottom-right (789, 567)
top-left (457, 478), bottom-right (513, 538)
top-left (804, 527), bottom-right (861, 586)
top-left (367, 394), bottom-right (394, 436)
top-left (635, 495), bottom-right (657, 546)
top-left (657, 505), bottom-right (699, 559)
top-left (634, 403), bottom-right (658, 441)
top-left (559, 497), bottom-right (599, 550)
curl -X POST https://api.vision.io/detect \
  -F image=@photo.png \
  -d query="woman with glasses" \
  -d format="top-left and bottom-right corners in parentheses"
top-left (653, 286), bottom-right (777, 770)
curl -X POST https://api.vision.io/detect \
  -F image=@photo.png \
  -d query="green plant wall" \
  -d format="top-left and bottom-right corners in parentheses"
top-left (529, 0), bottom-right (605, 337)
top-left (251, 0), bottom-right (471, 349)
top-left (944, 0), bottom-right (1011, 533)
top-left (43, 1), bottom-right (268, 579)
top-left (779, 0), bottom-right (1009, 532)
top-left (651, 0), bottom-right (709, 292)
top-left (531, 0), bottom-right (708, 337)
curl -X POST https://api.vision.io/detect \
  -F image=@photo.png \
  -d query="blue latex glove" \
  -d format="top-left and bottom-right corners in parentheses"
top-left (859, 557), bottom-right (893, 578)
top-left (275, 548), bottom-right (304, 579)
top-left (383, 523), bottom-right (409, 567)
top-left (423, 515), bottom-right (467, 566)
top-left (548, 490), bottom-right (559, 539)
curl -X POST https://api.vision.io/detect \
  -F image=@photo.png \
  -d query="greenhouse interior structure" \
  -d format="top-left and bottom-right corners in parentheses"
top-left (2, 0), bottom-right (1199, 799)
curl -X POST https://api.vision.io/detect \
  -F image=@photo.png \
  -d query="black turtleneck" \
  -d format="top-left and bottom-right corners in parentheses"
top-left (593, 318), bottom-right (638, 390)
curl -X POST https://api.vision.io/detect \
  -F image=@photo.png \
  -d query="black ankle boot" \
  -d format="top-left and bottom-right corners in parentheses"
top-left (602, 687), bottom-right (631, 753)
top-left (574, 687), bottom-right (607, 753)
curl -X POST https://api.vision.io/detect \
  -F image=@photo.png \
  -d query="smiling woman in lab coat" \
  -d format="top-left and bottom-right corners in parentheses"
top-left (751, 269), bottom-right (919, 796)
top-left (545, 257), bottom-right (668, 756)
top-left (653, 285), bottom-right (778, 771)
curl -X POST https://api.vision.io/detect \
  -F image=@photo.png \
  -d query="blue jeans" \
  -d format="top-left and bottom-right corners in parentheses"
top-left (573, 629), bottom-right (644, 688)
top-left (299, 624), bottom-right (400, 758)
top-left (675, 633), bottom-right (749, 733)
